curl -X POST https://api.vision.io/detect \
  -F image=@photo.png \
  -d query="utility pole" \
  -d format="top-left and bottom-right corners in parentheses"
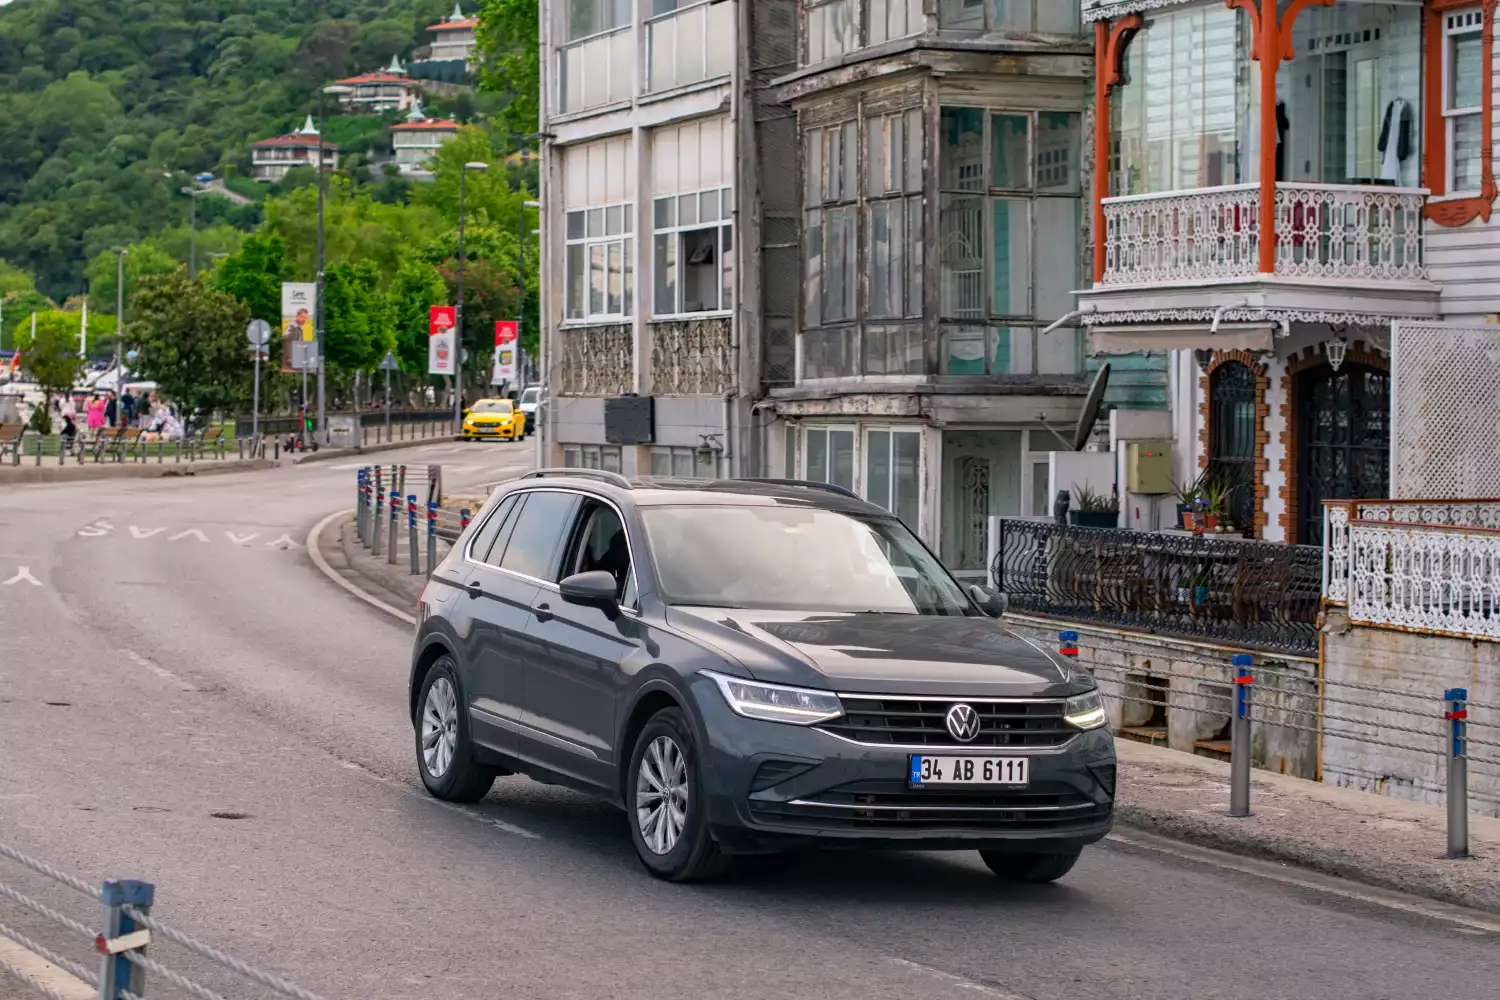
top-left (115, 250), bottom-right (126, 406)
top-left (453, 161), bottom-right (488, 429)
top-left (315, 98), bottom-right (328, 446)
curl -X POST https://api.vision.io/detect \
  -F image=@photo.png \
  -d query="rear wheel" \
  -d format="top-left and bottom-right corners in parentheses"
top-left (978, 848), bottom-right (1081, 884)
top-left (626, 708), bottom-right (727, 882)
top-left (415, 658), bottom-right (495, 802)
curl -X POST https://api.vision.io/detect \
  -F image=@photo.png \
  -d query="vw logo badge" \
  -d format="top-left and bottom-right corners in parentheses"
top-left (945, 703), bottom-right (981, 743)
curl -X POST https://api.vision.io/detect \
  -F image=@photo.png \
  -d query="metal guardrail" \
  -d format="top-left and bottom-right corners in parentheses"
top-left (1053, 630), bottom-right (1500, 858)
top-left (993, 519), bottom-right (1323, 655)
top-left (0, 842), bottom-right (330, 1000)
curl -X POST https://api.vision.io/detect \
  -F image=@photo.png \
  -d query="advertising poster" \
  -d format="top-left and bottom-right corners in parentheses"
top-left (492, 320), bottom-right (518, 385)
top-left (428, 305), bottom-right (457, 376)
top-left (280, 282), bottom-right (318, 372)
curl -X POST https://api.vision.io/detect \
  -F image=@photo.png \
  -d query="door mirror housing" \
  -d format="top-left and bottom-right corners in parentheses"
top-left (559, 570), bottom-right (621, 617)
top-left (968, 585), bottom-right (1007, 619)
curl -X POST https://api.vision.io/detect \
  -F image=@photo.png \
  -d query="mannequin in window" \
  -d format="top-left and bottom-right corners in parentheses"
top-left (1378, 98), bottom-right (1412, 185)
top-left (1275, 101), bottom-right (1289, 182)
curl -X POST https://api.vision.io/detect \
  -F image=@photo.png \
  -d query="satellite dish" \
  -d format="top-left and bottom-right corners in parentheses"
top-left (1072, 363), bottom-right (1111, 451)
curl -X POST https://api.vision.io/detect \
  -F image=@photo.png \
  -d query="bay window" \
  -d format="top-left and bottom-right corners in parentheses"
top-left (654, 187), bottom-right (733, 316)
top-left (804, 119), bottom-right (859, 377)
top-left (805, 0), bottom-right (859, 65)
top-left (939, 0), bottom-right (1079, 34)
top-left (1445, 8), bottom-right (1485, 193)
top-left (939, 107), bottom-right (1083, 376)
top-left (565, 203), bottom-right (634, 321)
top-left (568, 0), bottom-right (630, 40)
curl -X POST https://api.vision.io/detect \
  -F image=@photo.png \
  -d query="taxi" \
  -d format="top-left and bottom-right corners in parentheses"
top-left (460, 398), bottom-right (525, 441)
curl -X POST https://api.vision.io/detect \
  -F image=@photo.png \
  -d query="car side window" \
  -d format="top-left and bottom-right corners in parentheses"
top-left (566, 501), bottom-right (632, 601)
top-left (467, 495), bottom-right (519, 566)
top-left (498, 491), bottom-right (581, 582)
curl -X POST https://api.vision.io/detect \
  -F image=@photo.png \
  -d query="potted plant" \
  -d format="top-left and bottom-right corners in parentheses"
top-left (1068, 483), bottom-right (1119, 529)
top-left (1172, 472), bottom-right (1205, 530)
top-left (1199, 478), bottom-right (1232, 533)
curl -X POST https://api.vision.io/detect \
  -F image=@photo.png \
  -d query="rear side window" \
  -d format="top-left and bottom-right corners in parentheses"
top-left (499, 491), bottom-right (581, 582)
top-left (467, 495), bottom-right (519, 566)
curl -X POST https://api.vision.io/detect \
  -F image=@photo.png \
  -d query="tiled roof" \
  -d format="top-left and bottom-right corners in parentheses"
top-left (331, 71), bottom-right (414, 86)
top-left (428, 17), bottom-right (478, 30)
top-left (249, 133), bottom-right (341, 150)
top-left (392, 118), bottom-right (461, 132)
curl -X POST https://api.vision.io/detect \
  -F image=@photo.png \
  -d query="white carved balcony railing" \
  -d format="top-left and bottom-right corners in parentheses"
top-left (557, 26), bottom-right (633, 114)
top-left (650, 318), bottom-right (732, 395)
top-left (1274, 183), bottom-right (1427, 281)
top-left (1100, 184), bottom-right (1260, 286)
top-left (557, 324), bottom-right (634, 397)
top-left (647, 0), bottom-right (734, 94)
top-left (1323, 500), bottom-right (1500, 641)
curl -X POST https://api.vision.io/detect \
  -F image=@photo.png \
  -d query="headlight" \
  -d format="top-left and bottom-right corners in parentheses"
top-left (704, 671), bottom-right (843, 726)
top-left (1064, 689), bottom-right (1108, 730)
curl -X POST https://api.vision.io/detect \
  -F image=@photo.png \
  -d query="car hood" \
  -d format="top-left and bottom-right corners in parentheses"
top-left (467, 413), bottom-right (514, 422)
top-left (665, 608), bottom-right (1083, 697)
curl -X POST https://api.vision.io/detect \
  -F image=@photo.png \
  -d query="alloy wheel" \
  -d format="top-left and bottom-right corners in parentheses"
top-left (635, 735), bottom-right (689, 855)
top-left (421, 677), bottom-right (459, 779)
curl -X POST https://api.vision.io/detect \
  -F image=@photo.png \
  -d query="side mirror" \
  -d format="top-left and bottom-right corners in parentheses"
top-left (968, 585), bottom-right (1007, 619)
top-left (559, 570), bottom-right (620, 618)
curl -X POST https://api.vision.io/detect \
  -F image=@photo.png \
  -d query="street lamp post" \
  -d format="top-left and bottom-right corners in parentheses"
top-left (453, 161), bottom-right (489, 431)
top-left (315, 104), bottom-right (328, 447)
top-left (113, 248), bottom-right (127, 412)
top-left (179, 187), bottom-right (203, 280)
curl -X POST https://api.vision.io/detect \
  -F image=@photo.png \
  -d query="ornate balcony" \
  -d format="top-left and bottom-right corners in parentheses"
top-left (649, 318), bottom-right (732, 395)
top-left (556, 324), bottom-right (633, 397)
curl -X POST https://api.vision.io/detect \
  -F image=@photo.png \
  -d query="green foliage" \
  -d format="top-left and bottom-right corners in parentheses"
top-left (211, 234), bottom-right (290, 324)
top-left (0, 260), bottom-right (35, 296)
top-left (475, 0), bottom-right (538, 137)
top-left (388, 259), bottom-right (448, 374)
top-left (0, 291), bottom-right (55, 352)
top-left (128, 270), bottom-right (253, 418)
top-left (323, 259), bottom-right (392, 374)
top-left (16, 310), bottom-right (85, 408)
top-left (84, 244), bottom-right (179, 315)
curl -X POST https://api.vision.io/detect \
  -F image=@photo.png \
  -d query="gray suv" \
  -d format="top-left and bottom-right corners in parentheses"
top-left (409, 472), bottom-right (1115, 882)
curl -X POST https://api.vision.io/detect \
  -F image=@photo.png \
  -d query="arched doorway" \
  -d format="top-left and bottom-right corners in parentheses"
top-left (1295, 361), bottom-right (1390, 545)
top-left (1208, 360), bottom-right (1257, 536)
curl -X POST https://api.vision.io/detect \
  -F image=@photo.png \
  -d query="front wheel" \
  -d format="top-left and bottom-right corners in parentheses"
top-left (415, 658), bottom-right (495, 802)
top-left (626, 708), bottom-right (727, 882)
top-left (978, 848), bottom-right (1082, 884)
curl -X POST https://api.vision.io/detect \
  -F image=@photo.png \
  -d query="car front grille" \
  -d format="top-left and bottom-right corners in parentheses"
top-left (749, 782), bottom-right (1110, 832)
top-left (819, 697), bottom-right (1076, 749)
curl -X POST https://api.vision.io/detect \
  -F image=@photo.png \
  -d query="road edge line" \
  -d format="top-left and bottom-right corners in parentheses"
top-left (306, 510), bottom-right (417, 625)
top-left (0, 937), bottom-right (94, 1000)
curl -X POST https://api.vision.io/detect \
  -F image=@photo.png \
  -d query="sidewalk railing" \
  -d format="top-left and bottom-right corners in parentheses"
top-left (1058, 630), bottom-right (1500, 856)
top-left (0, 842), bottom-right (330, 1000)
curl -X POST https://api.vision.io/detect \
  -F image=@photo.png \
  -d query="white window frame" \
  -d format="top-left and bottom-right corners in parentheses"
top-left (649, 445), bottom-right (720, 478)
top-left (566, 0), bottom-right (631, 42)
top-left (862, 426), bottom-right (923, 527)
top-left (652, 186), bottom-right (734, 319)
top-left (1443, 8), bottom-right (1485, 196)
top-left (565, 203), bottom-right (635, 323)
top-left (563, 443), bottom-right (623, 472)
top-left (799, 424), bottom-right (858, 493)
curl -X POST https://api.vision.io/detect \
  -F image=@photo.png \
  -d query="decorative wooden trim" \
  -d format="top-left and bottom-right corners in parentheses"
top-left (1198, 350), bottom-right (1270, 538)
top-left (1277, 342), bottom-right (1391, 541)
top-left (1092, 15), bottom-right (1143, 283)
top-left (1423, 0), bottom-right (1499, 227)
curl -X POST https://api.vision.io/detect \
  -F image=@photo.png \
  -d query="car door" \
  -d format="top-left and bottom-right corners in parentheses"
top-left (458, 492), bottom-right (535, 755)
top-left (518, 496), bottom-right (644, 789)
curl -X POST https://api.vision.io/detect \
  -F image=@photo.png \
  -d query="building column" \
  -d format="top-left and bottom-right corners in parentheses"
top-left (1091, 15), bottom-right (1142, 284)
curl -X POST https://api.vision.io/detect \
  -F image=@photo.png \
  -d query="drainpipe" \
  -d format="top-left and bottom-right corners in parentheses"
top-left (1041, 305), bottom-right (1097, 336)
top-left (1211, 301), bottom-right (1249, 335)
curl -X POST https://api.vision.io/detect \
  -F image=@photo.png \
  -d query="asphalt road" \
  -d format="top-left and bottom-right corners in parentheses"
top-left (1, 443), bottom-right (1497, 1000)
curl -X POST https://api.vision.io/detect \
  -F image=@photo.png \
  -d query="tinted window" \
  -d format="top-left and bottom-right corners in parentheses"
top-left (568, 502), bottom-right (631, 599)
top-left (467, 496), bottom-right (519, 565)
top-left (499, 492), bottom-right (581, 582)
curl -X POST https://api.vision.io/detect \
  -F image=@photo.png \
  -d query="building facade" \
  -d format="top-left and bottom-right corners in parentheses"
top-left (423, 4), bottom-right (481, 66)
top-left (248, 118), bottom-right (340, 183)
top-left (323, 67), bottom-right (420, 115)
top-left (391, 101), bottom-right (460, 179)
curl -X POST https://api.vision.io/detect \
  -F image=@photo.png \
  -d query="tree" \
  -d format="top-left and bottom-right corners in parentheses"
top-left (84, 243), bottom-right (178, 315)
top-left (211, 233), bottom-right (289, 323)
top-left (15, 311), bottom-right (85, 432)
top-left (323, 259), bottom-right (390, 377)
top-left (0, 260), bottom-right (35, 297)
top-left (475, 0), bottom-right (539, 137)
top-left (129, 270), bottom-right (252, 420)
top-left (387, 260), bottom-right (447, 376)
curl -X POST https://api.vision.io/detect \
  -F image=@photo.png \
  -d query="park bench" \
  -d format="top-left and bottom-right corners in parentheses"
top-left (0, 423), bottom-right (24, 465)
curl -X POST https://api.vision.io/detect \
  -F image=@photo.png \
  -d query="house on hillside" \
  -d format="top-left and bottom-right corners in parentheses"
top-left (323, 57), bottom-right (420, 115)
top-left (419, 4), bottom-right (479, 67)
top-left (249, 117), bottom-right (340, 183)
top-left (391, 100), bottom-right (460, 180)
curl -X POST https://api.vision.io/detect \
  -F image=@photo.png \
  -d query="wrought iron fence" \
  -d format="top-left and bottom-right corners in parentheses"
top-left (992, 519), bottom-right (1322, 654)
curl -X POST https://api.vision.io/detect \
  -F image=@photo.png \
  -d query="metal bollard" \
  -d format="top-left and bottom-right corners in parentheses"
top-left (372, 486), bottom-right (384, 555)
top-left (460, 508), bottom-right (471, 532)
top-left (97, 878), bottom-right (153, 1000)
top-left (1228, 653), bottom-right (1254, 818)
top-left (1058, 630), bottom-right (1079, 658)
top-left (427, 502), bottom-right (438, 575)
top-left (388, 487), bottom-right (399, 565)
top-left (355, 470), bottom-right (365, 541)
top-left (1446, 687), bottom-right (1470, 859)
top-left (408, 495), bottom-right (419, 575)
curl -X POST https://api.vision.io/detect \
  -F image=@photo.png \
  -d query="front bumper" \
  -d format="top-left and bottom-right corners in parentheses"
top-left (690, 678), bottom-right (1117, 854)
top-left (462, 424), bottom-right (519, 440)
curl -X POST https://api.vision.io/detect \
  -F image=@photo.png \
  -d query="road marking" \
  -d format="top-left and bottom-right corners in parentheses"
top-left (334, 759), bottom-right (540, 839)
top-left (265, 533), bottom-right (302, 549)
top-left (2, 566), bottom-right (42, 587)
top-left (123, 649), bottom-right (196, 692)
top-left (225, 531), bottom-right (260, 545)
top-left (169, 528), bottom-right (209, 543)
top-left (129, 526), bottom-right (165, 539)
top-left (1106, 829), bottom-right (1500, 936)
top-left (886, 959), bottom-right (1032, 999)
top-left (306, 510), bottom-right (416, 624)
top-left (76, 521), bottom-right (112, 537)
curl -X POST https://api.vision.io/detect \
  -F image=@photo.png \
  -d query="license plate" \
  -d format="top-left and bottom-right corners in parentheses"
top-left (909, 755), bottom-right (1029, 786)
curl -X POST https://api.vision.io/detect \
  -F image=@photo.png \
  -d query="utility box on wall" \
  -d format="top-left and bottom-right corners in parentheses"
top-left (1126, 441), bottom-right (1174, 495)
top-left (604, 395), bottom-right (655, 445)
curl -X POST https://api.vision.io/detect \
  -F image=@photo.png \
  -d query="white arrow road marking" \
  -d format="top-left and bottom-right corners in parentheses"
top-left (225, 531), bottom-right (260, 546)
top-left (2, 566), bottom-right (43, 587)
top-left (76, 522), bottom-right (113, 537)
top-left (129, 527), bottom-right (166, 540)
top-left (168, 529), bottom-right (210, 543)
top-left (265, 534), bottom-right (302, 549)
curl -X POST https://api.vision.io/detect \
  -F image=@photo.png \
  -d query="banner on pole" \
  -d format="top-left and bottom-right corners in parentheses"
top-left (492, 320), bottom-right (518, 385)
top-left (280, 283), bottom-right (318, 372)
top-left (428, 305), bottom-right (457, 376)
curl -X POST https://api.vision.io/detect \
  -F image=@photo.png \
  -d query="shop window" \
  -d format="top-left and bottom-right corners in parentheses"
top-left (563, 443), bottom-right (623, 473)
top-left (565, 204), bottom-right (634, 321)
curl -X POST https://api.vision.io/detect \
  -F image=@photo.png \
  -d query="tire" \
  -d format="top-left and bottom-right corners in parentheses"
top-left (978, 848), bottom-right (1082, 884)
top-left (414, 657), bottom-right (496, 802)
top-left (626, 707), bottom-right (728, 882)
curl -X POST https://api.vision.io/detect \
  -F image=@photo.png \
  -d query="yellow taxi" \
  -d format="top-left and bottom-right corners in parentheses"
top-left (460, 398), bottom-right (525, 441)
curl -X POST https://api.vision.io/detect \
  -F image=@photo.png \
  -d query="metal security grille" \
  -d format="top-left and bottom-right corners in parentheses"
top-left (1209, 361), bottom-right (1257, 535)
top-left (1297, 361), bottom-right (1389, 545)
top-left (1391, 323), bottom-right (1500, 500)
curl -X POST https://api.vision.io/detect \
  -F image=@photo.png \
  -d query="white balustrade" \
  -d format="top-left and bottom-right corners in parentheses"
top-left (1100, 184), bottom-right (1260, 285)
top-left (1348, 522), bottom-right (1500, 641)
top-left (557, 27), bottom-right (634, 114)
top-left (1274, 183), bottom-right (1427, 282)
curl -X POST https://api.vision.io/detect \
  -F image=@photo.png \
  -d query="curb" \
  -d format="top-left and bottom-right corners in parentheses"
top-left (306, 509), bottom-right (417, 625)
top-left (290, 434), bottom-right (458, 465)
top-left (0, 458), bottom-right (275, 485)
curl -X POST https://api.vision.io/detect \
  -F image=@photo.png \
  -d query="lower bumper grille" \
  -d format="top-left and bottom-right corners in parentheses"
top-left (749, 784), bottom-right (1110, 832)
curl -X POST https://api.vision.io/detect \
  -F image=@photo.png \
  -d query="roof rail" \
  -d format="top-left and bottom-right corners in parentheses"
top-left (521, 468), bottom-right (633, 489)
top-left (717, 477), bottom-right (861, 501)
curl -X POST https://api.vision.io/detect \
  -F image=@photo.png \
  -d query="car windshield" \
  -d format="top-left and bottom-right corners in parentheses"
top-left (640, 504), bottom-right (975, 616)
top-left (519, 388), bottom-right (540, 404)
top-left (471, 400), bottom-right (512, 414)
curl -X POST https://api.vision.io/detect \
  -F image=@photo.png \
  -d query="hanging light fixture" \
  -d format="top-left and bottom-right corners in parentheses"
top-left (1194, 349), bottom-right (1215, 374)
top-left (1325, 336), bottom-right (1348, 372)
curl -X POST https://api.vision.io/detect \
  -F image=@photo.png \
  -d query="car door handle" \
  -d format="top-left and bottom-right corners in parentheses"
top-left (464, 580), bottom-right (483, 600)
top-left (533, 602), bottom-right (554, 623)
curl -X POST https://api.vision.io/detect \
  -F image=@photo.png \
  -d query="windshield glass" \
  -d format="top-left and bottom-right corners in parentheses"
top-left (519, 388), bottom-right (540, 404)
top-left (470, 399), bottom-right (513, 414)
top-left (640, 504), bottom-right (974, 616)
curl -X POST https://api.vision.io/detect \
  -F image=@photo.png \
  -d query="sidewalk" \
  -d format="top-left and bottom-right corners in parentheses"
top-left (313, 512), bottom-right (449, 615)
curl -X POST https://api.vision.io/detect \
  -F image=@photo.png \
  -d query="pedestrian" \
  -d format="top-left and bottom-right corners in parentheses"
top-left (86, 395), bottom-right (105, 437)
top-left (121, 389), bottom-right (136, 427)
top-left (139, 392), bottom-right (154, 424)
top-left (60, 410), bottom-right (78, 450)
top-left (104, 391), bottom-right (118, 428)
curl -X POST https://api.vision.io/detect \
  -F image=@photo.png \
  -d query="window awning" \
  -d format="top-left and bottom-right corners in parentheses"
top-left (1088, 324), bottom-right (1275, 355)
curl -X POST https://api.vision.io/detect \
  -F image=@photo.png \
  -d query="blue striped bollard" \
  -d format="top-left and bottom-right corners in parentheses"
top-left (1229, 653), bottom-right (1254, 818)
top-left (408, 495), bottom-right (419, 575)
top-left (96, 878), bottom-right (153, 1000)
top-left (1445, 687), bottom-right (1469, 858)
top-left (1058, 630), bottom-right (1079, 658)
top-left (388, 485), bottom-right (400, 564)
top-left (427, 502), bottom-right (438, 575)
top-left (372, 484), bottom-right (384, 554)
